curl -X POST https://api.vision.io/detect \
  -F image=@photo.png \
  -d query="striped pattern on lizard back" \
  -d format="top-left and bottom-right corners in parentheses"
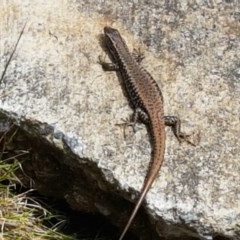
top-left (102, 26), bottom-right (166, 240)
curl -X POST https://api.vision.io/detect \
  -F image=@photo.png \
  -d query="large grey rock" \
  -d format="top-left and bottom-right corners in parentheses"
top-left (0, 1), bottom-right (239, 239)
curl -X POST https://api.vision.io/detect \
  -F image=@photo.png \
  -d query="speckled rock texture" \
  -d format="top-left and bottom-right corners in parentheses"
top-left (0, 1), bottom-right (239, 240)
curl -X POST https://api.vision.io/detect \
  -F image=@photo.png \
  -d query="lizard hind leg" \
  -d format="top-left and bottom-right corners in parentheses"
top-left (116, 108), bottom-right (148, 134)
top-left (164, 115), bottom-right (196, 146)
top-left (132, 108), bottom-right (149, 131)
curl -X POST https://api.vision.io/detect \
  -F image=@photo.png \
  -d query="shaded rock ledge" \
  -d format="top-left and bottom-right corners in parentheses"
top-left (0, 1), bottom-right (240, 240)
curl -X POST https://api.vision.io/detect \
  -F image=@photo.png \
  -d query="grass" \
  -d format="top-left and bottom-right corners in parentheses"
top-left (0, 124), bottom-right (77, 240)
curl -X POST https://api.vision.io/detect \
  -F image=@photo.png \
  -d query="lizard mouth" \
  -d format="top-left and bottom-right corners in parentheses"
top-left (104, 27), bottom-right (121, 42)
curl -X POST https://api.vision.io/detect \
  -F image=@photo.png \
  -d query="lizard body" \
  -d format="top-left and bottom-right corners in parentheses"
top-left (100, 26), bottom-right (190, 240)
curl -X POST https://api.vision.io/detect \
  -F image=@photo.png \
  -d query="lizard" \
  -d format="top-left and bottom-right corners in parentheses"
top-left (99, 26), bottom-right (193, 240)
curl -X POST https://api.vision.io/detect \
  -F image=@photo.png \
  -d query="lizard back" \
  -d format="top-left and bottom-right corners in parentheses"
top-left (103, 27), bottom-right (166, 240)
top-left (104, 27), bottom-right (164, 114)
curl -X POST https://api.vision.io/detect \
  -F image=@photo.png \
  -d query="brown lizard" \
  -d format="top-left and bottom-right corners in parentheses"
top-left (99, 26), bottom-right (192, 240)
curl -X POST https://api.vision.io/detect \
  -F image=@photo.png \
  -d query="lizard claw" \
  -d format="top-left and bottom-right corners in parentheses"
top-left (178, 130), bottom-right (200, 147)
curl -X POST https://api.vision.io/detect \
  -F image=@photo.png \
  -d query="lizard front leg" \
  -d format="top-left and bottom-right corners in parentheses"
top-left (98, 55), bottom-right (119, 71)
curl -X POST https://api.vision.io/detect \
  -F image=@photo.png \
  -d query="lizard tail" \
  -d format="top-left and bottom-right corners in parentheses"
top-left (118, 111), bottom-right (165, 240)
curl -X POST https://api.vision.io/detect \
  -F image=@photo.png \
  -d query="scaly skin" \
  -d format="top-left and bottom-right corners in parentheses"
top-left (100, 26), bottom-right (190, 240)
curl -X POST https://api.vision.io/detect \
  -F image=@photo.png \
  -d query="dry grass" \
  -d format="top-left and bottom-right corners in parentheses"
top-left (0, 124), bottom-right (76, 240)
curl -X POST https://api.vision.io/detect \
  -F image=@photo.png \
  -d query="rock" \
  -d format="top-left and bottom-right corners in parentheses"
top-left (0, 1), bottom-right (240, 239)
